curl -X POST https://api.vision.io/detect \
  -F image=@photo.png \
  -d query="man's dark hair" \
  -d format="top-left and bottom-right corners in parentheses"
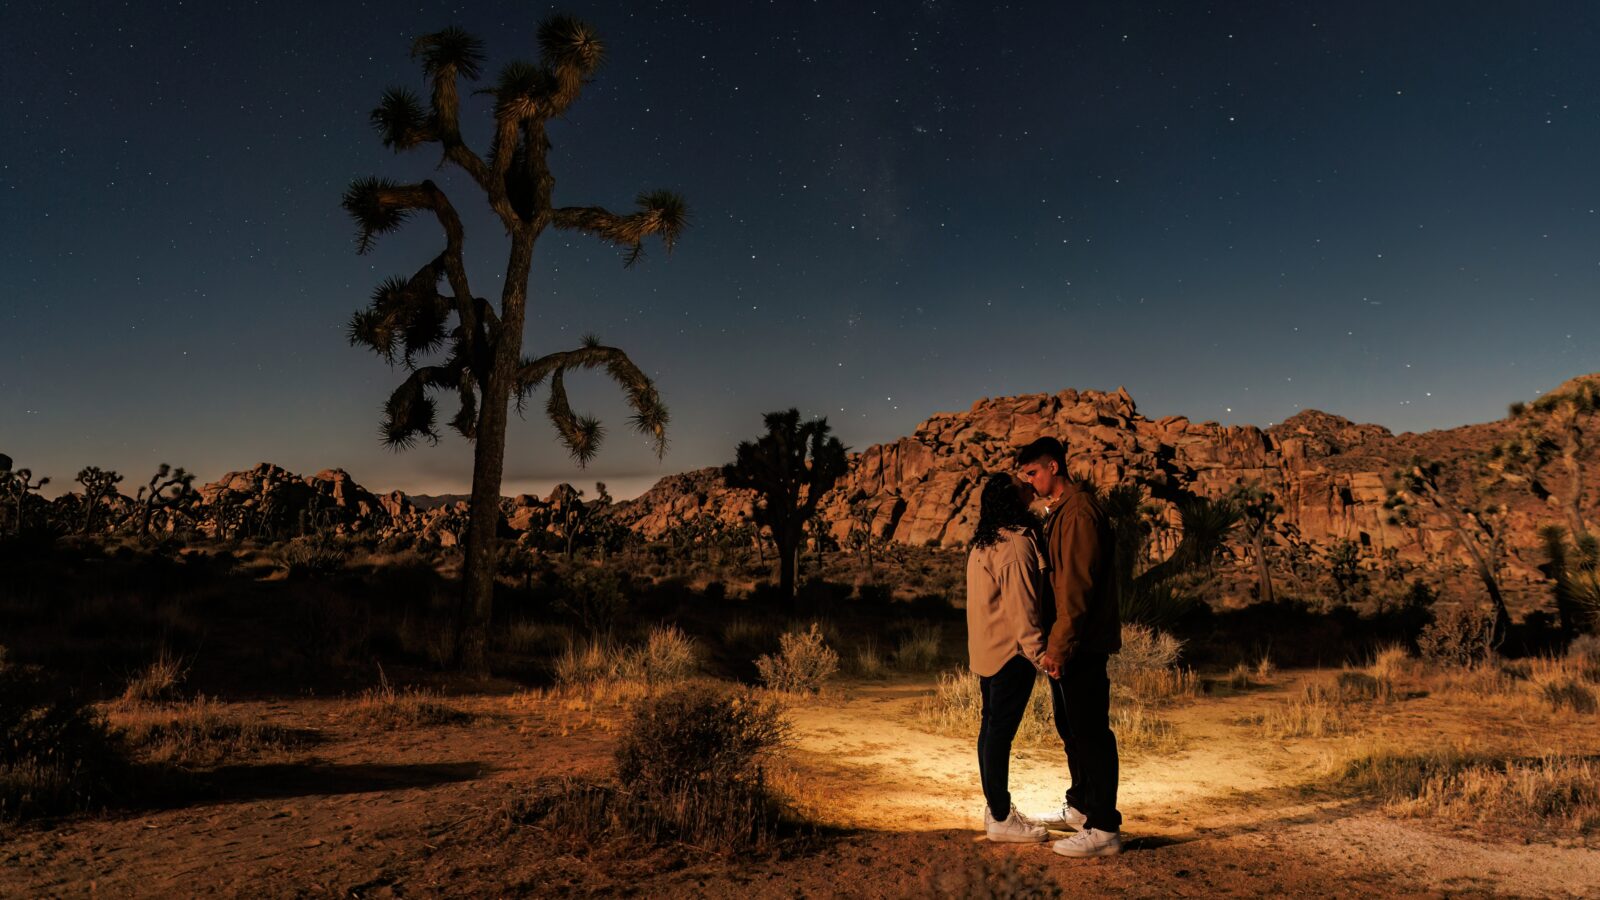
top-left (971, 473), bottom-right (1039, 548)
top-left (1014, 436), bottom-right (1067, 470)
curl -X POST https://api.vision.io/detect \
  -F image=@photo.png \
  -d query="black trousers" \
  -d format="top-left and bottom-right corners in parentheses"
top-left (977, 653), bottom-right (1036, 821)
top-left (1047, 652), bottom-right (1122, 832)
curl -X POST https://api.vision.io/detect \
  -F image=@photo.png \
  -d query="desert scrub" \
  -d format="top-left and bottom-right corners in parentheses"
top-left (115, 697), bottom-right (309, 767)
top-left (846, 639), bottom-right (888, 679)
top-left (552, 625), bottom-right (701, 689)
top-left (273, 535), bottom-right (348, 578)
top-left (1246, 682), bottom-right (1352, 739)
top-left (118, 647), bottom-right (189, 706)
top-left (1417, 604), bottom-right (1496, 668)
top-left (346, 668), bottom-right (470, 730)
top-left (1, 648), bottom-right (125, 822)
top-left (1339, 749), bottom-right (1600, 834)
top-left (508, 685), bottom-right (794, 852)
top-left (1108, 624), bottom-right (1198, 704)
top-left (893, 622), bottom-right (944, 672)
top-left (755, 622), bottom-right (840, 694)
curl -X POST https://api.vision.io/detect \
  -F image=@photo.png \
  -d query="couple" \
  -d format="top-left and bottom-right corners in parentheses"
top-left (965, 436), bottom-right (1123, 858)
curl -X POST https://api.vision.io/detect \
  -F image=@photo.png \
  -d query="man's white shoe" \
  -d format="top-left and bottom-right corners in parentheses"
top-left (1052, 827), bottom-right (1122, 858)
top-left (984, 805), bottom-right (1048, 843)
top-left (1026, 802), bottom-right (1087, 830)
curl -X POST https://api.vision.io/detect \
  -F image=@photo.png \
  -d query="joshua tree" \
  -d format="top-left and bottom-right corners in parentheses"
top-left (75, 467), bottom-right (123, 536)
top-left (724, 409), bottom-right (848, 604)
top-left (847, 500), bottom-right (879, 575)
top-left (0, 455), bottom-right (49, 536)
top-left (1504, 380), bottom-right (1599, 543)
top-left (131, 464), bottom-right (197, 539)
top-left (1387, 457), bottom-right (1511, 643)
top-left (1229, 480), bottom-right (1283, 605)
top-left (342, 18), bottom-right (687, 671)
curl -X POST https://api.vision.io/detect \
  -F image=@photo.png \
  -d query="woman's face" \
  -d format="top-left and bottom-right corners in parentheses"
top-left (1011, 475), bottom-right (1037, 506)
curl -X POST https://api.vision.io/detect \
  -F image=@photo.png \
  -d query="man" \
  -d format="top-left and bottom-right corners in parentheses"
top-left (1015, 436), bottom-right (1123, 858)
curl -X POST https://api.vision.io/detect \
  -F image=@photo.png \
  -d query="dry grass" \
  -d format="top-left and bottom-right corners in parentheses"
top-left (114, 697), bottom-right (307, 767)
top-left (1339, 747), bottom-right (1600, 834)
top-left (846, 639), bottom-right (888, 679)
top-left (893, 623), bottom-right (943, 672)
top-left (1250, 685), bottom-right (1352, 739)
top-left (345, 668), bottom-right (471, 731)
top-left (553, 625), bottom-right (701, 689)
top-left (917, 668), bottom-right (1183, 755)
top-left (118, 648), bottom-right (188, 706)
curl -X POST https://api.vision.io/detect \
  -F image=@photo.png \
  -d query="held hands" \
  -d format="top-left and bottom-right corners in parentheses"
top-left (1039, 648), bottom-right (1067, 679)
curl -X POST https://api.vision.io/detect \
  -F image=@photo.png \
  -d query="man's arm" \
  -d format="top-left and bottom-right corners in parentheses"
top-left (1044, 503), bottom-right (1100, 665)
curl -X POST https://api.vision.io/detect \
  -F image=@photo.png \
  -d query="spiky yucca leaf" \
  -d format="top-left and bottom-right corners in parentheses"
top-left (342, 177), bottom-right (415, 254)
top-left (552, 191), bottom-right (691, 266)
top-left (371, 87), bottom-right (431, 149)
top-left (538, 14), bottom-right (605, 77)
top-left (515, 342), bottom-right (670, 462)
top-left (411, 26), bottom-right (486, 80)
top-left (489, 61), bottom-right (549, 122)
top-left (380, 368), bottom-right (454, 449)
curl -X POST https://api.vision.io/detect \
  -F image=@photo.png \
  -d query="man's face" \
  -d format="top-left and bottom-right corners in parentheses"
top-left (1018, 458), bottom-right (1059, 498)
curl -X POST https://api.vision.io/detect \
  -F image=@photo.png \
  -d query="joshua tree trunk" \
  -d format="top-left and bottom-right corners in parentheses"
top-left (1252, 530), bottom-right (1275, 605)
top-left (779, 538), bottom-right (799, 603)
top-left (1560, 431), bottom-right (1590, 541)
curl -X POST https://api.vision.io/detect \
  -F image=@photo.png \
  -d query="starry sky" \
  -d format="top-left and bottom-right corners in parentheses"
top-left (5, 1), bottom-right (1599, 500)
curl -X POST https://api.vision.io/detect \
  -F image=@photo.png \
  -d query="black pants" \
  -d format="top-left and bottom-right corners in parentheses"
top-left (977, 653), bottom-right (1036, 821)
top-left (1047, 652), bottom-right (1122, 832)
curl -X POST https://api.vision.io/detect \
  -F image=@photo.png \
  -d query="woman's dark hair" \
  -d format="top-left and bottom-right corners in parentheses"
top-left (970, 473), bottom-right (1038, 549)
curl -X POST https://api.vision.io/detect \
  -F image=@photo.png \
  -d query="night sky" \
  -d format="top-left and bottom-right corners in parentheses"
top-left (5, 2), bottom-right (1599, 500)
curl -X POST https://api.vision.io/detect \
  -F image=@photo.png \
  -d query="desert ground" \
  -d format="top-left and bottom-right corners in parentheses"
top-left (5, 654), bottom-right (1599, 898)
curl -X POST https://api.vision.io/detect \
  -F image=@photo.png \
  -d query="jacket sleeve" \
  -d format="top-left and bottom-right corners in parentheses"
top-left (1046, 504), bottom-right (1100, 659)
top-left (997, 556), bottom-right (1047, 669)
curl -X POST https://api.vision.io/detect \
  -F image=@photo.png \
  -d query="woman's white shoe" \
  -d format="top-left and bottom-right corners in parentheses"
top-left (984, 805), bottom-right (1049, 843)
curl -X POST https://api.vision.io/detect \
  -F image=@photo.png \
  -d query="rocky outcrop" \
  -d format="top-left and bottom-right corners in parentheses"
top-left (610, 378), bottom-right (1600, 582)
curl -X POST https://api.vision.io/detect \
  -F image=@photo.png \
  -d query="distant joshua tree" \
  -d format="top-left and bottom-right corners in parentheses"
top-left (75, 466), bottom-right (123, 536)
top-left (724, 410), bottom-right (848, 604)
top-left (0, 455), bottom-right (49, 536)
top-left (1386, 457), bottom-right (1511, 643)
top-left (132, 464), bottom-right (197, 539)
top-left (1229, 479), bottom-right (1283, 605)
top-left (341, 18), bottom-right (687, 671)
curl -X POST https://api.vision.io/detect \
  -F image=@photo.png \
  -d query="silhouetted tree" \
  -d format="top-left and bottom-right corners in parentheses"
top-left (0, 455), bottom-right (49, 536)
top-left (724, 410), bottom-right (848, 604)
top-left (132, 464), bottom-right (197, 539)
top-left (1505, 380), bottom-right (1599, 542)
top-left (1229, 480), bottom-right (1283, 605)
top-left (341, 18), bottom-right (687, 671)
top-left (75, 467), bottom-right (122, 536)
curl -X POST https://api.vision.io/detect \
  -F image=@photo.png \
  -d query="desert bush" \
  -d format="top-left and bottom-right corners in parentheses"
top-left (273, 535), bottom-right (347, 578)
top-left (0, 648), bottom-right (125, 821)
top-left (1540, 680), bottom-right (1599, 714)
top-left (346, 668), bottom-right (470, 730)
top-left (1111, 702), bottom-right (1184, 754)
top-left (923, 852), bottom-right (1063, 899)
top-left (894, 622), bottom-right (943, 672)
top-left (517, 684), bottom-right (791, 851)
top-left (116, 697), bottom-right (308, 766)
top-left (118, 648), bottom-right (190, 706)
top-left (1340, 749), bottom-right (1600, 833)
top-left (553, 625), bottom-right (700, 689)
top-left (755, 622), bottom-right (840, 694)
top-left (1250, 683), bottom-right (1351, 738)
top-left (1435, 663), bottom-right (1525, 699)
top-left (847, 639), bottom-right (887, 679)
top-left (1109, 624), bottom-right (1197, 703)
top-left (1417, 605), bottom-right (1496, 668)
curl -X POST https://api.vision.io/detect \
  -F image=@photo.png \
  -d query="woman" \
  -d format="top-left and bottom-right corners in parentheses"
top-left (966, 472), bottom-right (1050, 843)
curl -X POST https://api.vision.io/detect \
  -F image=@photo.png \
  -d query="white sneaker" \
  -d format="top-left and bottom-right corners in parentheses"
top-left (1026, 801), bottom-right (1087, 830)
top-left (984, 804), bottom-right (1048, 843)
top-left (1052, 827), bottom-right (1122, 858)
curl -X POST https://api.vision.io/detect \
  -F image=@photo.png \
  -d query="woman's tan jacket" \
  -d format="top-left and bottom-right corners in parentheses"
top-left (965, 526), bottom-right (1048, 677)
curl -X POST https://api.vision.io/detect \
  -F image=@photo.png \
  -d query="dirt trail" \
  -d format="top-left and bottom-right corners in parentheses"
top-left (2, 679), bottom-right (1597, 898)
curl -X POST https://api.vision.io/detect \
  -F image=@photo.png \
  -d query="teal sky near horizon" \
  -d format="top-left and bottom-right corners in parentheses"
top-left (3, 1), bottom-right (1598, 500)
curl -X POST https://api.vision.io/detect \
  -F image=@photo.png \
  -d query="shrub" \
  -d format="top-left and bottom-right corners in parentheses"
top-left (893, 623), bottom-right (943, 672)
top-left (1, 648), bottom-right (125, 821)
top-left (1109, 624), bottom-right (1196, 703)
top-left (554, 566), bottom-right (630, 637)
top-left (1340, 749), bottom-right (1600, 833)
top-left (118, 648), bottom-right (190, 706)
top-left (1540, 680), bottom-right (1598, 714)
top-left (553, 625), bottom-right (700, 689)
top-left (755, 623), bottom-right (840, 693)
top-left (1250, 683), bottom-right (1350, 738)
top-left (848, 640), bottom-right (887, 679)
top-left (116, 697), bottom-right (309, 766)
top-left (514, 685), bottom-right (793, 851)
top-left (1417, 605), bottom-right (1495, 668)
top-left (274, 535), bottom-right (347, 578)
top-left (346, 667), bottom-right (470, 730)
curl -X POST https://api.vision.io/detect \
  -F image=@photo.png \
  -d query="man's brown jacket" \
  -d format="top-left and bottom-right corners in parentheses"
top-left (1042, 480), bottom-right (1121, 658)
